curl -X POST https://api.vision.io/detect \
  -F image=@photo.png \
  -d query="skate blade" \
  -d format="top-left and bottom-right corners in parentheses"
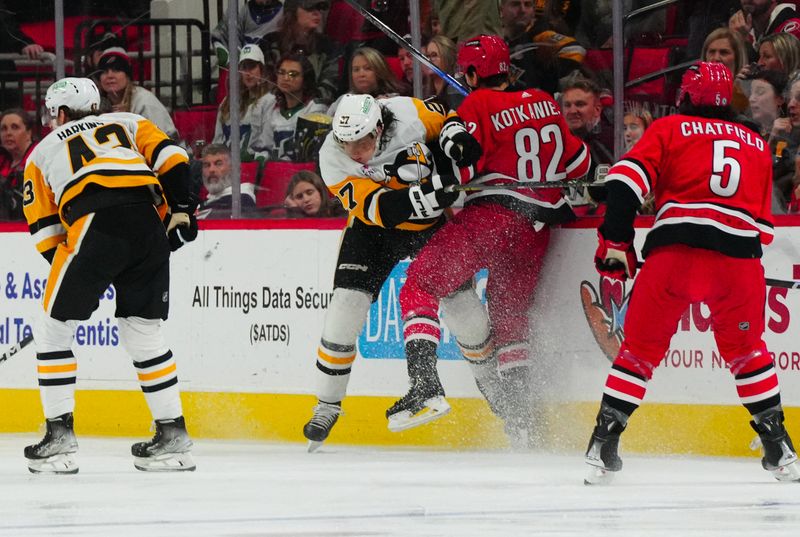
top-left (387, 396), bottom-right (451, 432)
top-left (134, 451), bottom-right (196, 472)
top-left (768, 458), bottom-right (800, 482)
top-left (584, 462), bottom-right (616, 486)
top-left (27, 452), bottom-right (79, 475)
top-left (307, 440), bottom-right (324, 453)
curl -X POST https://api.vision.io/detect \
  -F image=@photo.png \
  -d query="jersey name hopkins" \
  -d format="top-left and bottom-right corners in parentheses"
top-left (55, 120), bottom-right (104, 140)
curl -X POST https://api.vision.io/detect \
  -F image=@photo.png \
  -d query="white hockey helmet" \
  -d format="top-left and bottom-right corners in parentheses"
top-left (44, 77), bottom-right (101, 124)
top-left (332, 93), bottom-right (383, 143)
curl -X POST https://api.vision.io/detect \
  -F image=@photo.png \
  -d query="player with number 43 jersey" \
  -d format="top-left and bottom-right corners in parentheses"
top-left (585, 62), bottom-right (798, 486)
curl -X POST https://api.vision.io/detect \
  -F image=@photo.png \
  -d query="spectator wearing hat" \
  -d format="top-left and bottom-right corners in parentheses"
top-left (213, 44), bottom-right (276, 162)
top-left (97, 47), bottom-right (179, 140)
top-left (81, 30), bottom-right (124, 83)
top-left (211, 0), bottom-right (284, 68)
top-left (261, 0), bottom-right (342, 104)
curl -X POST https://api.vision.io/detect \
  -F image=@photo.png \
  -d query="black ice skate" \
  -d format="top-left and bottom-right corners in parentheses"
top-left (584, 403), bottom-right (628, 485)
top-left (303, 401), bottom-right (342, 453)
top-left (24, 413), bottom-right (79, 474)
top-left (132, 416), bottom-right (195, 472)
top-left (750, 408), bottom-right (800, 482)
top-left (386, 376), bottom-right (450, 432)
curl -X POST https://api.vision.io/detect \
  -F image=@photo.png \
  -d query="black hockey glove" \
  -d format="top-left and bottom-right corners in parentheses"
top-left (166, 198), bottom-right (199, 252)
top-left (422, 173), bottom-right (459, 209)
top-left (439, 116), bottom-right (482, 168)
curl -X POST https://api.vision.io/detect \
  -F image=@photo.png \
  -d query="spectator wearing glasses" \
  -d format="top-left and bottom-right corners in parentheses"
top-left (249, 53), bottom-right (327, 162)
top-left (262, 0), bottom-right (342, 104)
top-left (423, 35), bottom-right (457, 107)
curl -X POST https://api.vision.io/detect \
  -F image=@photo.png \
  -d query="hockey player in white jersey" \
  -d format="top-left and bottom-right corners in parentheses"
top-left (302, 93), bottom-right (488, 449)
top-left (22, 78), bottom-right (197, 473)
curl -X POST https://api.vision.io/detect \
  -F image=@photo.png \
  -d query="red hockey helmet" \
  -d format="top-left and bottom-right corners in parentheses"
top-left (457, 34), bottom-right (510, 79)
top-left (676, 61), bottom-right (733, 108)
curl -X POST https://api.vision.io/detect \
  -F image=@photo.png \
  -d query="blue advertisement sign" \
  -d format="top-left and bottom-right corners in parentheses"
top-left (358, 260), bottom-right (488, 360)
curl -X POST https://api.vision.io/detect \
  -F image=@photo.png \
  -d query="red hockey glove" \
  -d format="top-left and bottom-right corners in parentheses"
top-left (594, 229), bottom-right (638, 281)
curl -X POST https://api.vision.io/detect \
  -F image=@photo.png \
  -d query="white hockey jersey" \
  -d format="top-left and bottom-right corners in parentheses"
top-left (23, 112), bottom-right (188, 257)
top-left (248, 98), bottom-right (328, 162)
top-left (318, 96), bottom-right (448, 231)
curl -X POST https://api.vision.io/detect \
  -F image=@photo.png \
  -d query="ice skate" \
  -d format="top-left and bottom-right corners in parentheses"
top-left (584, 403), bottom-right (627, 485)
top-left (132, 416), bottom-right (195, 472)
top-left (750, 408), bottom-right (800, 482)
top-left (499, 367), bottom-right (537, 450)
top-left (24, 413), bottom-right (79, 474)
top-left (303, 401), bottom-right (342, 453)
top-left (386, 376), bottom-right (450, 432)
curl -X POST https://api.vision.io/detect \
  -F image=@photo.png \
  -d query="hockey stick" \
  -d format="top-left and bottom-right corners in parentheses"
top-left (0, 334), bottom-right (33, 366)
top-left (631, 260), bottom-right (800, 289)
top-left (445, 178), bottom-right (599, 192)
top-left (342, 0), bottom-right (470, 97)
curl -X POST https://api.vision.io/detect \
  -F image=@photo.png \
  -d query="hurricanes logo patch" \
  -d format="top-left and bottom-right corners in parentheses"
top-left (580, 276), bottom-right (634, 362)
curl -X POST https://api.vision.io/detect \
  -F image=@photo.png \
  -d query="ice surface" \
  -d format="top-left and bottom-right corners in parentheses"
top-left (0, 435), bottom-right (798, 536)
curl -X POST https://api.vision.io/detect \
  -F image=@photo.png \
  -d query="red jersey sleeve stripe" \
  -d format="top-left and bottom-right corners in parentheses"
top-left (564, 142), bottom-right (590, 178)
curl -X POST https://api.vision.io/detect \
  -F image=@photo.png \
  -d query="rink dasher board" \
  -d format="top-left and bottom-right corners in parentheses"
top-left (0, 218), bottom-right (798, 454)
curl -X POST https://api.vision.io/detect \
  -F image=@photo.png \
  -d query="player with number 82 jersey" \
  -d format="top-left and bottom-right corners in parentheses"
top-left (456, 86), bottom-right (590, 223)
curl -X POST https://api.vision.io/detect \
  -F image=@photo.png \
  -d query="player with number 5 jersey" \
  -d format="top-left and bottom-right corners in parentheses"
top-left (585, 62), bottom-right (797, 486)
top-left (389, 35), bottom-right (590, 443)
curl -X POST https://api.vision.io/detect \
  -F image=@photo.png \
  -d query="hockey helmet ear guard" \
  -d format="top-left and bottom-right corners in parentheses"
top-left (676, 62), bottom-right (733, 108)
top-left (457, 34), bottom-right (510, 79)
top-left (332, 94), bottom-right (383, 144)
top-left (44, 77), bottom-right (101, 125)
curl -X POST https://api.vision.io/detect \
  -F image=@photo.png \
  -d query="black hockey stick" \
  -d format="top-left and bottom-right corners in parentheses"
top-left (0, 334), bottom-right (33, 366)
top-left (631, 260), bottom-right (800, 289)
top-left (342, 0), bottom-right (470, 96)
top-left (445, 178), bottom-right (599, 192)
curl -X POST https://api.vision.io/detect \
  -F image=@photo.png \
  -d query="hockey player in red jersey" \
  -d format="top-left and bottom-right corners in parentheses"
top-left (386, 35), bottom-right (590, 441)
top-left (585, 62), bottom-right (799, 485)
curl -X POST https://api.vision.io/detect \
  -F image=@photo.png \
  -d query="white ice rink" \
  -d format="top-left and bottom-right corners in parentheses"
top-left (0, 436), bottom-right (798, 537)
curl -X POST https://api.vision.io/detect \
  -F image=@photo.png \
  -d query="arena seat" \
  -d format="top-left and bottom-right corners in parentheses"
top-left (256, 161), bottom-right (317, 207)
top-left (173, 105), bottom-right (217, 147)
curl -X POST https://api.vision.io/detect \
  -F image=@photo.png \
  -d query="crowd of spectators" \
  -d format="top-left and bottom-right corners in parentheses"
top-left (8, 1), bottom-right (800, 220)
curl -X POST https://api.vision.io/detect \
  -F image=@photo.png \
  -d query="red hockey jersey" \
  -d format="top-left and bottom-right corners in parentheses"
top-left (605, 114), bottom-right (774, 258)
top-left (456, 87), bottom-right (590, 224)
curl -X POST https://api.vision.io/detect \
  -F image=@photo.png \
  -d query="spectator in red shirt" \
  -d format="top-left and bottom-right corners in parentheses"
top-left (0, 108), bottom-right (35, 221)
